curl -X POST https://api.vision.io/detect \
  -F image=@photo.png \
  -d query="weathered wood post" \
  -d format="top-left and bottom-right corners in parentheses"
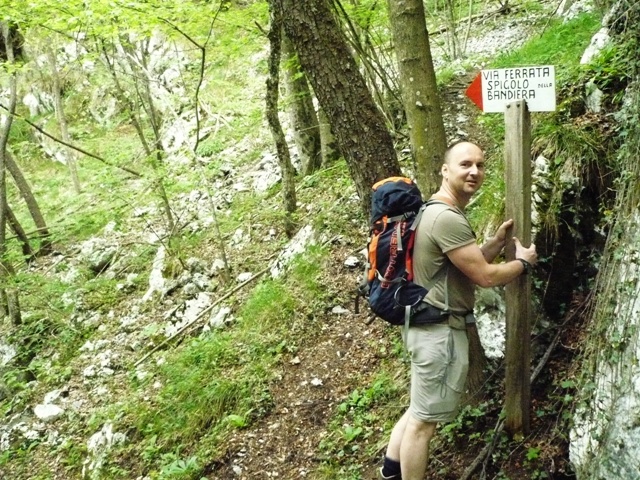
top-left (504, 99), bottom-right (532, 436)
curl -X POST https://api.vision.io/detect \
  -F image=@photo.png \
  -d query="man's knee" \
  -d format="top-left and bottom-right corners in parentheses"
top-left (405, 414), bottom-right (437, 438)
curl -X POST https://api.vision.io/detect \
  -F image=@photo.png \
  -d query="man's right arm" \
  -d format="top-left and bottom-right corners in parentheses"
top-left (446, 237), bottom-right (537, 288)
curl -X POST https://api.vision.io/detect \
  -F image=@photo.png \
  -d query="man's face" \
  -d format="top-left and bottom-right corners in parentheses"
top-left (442, 143), bottom-right (485, 198)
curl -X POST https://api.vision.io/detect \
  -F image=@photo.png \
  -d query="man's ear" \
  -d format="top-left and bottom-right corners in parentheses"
top-left (441, 163), bottom-right (448, 177)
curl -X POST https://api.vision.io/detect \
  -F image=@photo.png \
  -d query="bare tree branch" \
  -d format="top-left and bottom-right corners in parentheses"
top-left (0, 103), bottom-right (142, 177)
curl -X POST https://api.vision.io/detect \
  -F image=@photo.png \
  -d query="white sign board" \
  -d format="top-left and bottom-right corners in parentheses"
top-left (481, 65), bottom-right (556, 113)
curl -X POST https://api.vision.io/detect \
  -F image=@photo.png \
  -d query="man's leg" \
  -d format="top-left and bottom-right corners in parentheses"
top-left (385, 409), bottom-right (410, 460)
top-left (378, 409), bottom-right (411, 479)
top-left (399, 415), bottom-right (437, 480)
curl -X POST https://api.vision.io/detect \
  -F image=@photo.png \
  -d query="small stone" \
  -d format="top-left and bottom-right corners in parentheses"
top-left (332, 306), bottom-right (350, 315)
top-left (44, 390), bottom-right (62, 404)
top-left (237, 272), bottom-right (253, 283)
top-left (344, 256), bottom-right (360, 268)
top-left (34, 404), bottom-right (64, 422)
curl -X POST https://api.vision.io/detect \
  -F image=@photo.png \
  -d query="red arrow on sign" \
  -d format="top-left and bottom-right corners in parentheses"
top-left (465, 73), bottom-right (483, 111)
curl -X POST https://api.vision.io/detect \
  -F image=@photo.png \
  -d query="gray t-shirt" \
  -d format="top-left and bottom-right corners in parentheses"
top-left (413, 202), bottom-right (476, 314)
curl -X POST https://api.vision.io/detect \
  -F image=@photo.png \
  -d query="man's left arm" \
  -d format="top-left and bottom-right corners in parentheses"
top-left (481, 219), bottom-right (513, 262)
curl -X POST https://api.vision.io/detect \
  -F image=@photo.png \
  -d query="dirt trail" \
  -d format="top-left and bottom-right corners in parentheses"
top-left (212, 246), bottom-right (397, 479)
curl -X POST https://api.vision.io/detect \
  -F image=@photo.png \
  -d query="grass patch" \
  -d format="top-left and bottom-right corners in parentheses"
top-left (318, 373), bottom-right (404, 478)
top-left (492, 13), bottom-right (600, 74)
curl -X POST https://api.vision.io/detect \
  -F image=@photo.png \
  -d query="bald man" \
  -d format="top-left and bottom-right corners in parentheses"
top-left (379, 141), bottom-right (537, 480)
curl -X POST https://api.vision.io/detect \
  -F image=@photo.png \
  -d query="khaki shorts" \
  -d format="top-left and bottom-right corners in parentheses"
top-left (405, 323), bottom-right (469, 423)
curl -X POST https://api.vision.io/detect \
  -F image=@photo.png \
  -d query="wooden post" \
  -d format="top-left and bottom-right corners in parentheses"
top-left (504, 100), bottom-right (532, 436)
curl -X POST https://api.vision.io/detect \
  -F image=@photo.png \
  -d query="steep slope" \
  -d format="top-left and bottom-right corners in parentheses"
top-left (0, 1), bottom-right (617, 480)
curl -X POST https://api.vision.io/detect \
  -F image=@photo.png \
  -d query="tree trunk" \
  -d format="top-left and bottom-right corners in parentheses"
top-left (267, 0), bottom-right (297, 238)
top-left (282, 35), bottom-right (322, 177)
top-left (0, 23), bottom-right (24, 61)
top-left (443, 0), bottom-right (461, 59)
top-left (46, 46), bottom-right (82, 193)
top-left (0, 23), bottom-right (22, 326)
top-left (318, 107), bottom-right (341, 166)
top-left (278, 0), bottom-right (402, 215)
top-left (6, 151), bottom-right (52, 254)
top-left (6, 203), bottom-right (34, 260)
top-left (387, 0), bottom-right (447, 196)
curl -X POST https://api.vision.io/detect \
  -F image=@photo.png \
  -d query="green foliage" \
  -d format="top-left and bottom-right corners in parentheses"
top-left (439, 401), bottom-right (490, 444)
top-left (288, 245), bottom-right (327, 297)
top-left (7, 118), bottom-right (32, 144)
top-left (239, 280), bottom-right (295, 330)
top-left (436, 66), bottom-right (458, 88)
top-left (338, 0), bottom-right (389, 33)
top-left (119, 275), bottom-right (303, 470)
top-left (492, 13), bottom-right (600, 78)
top-left (159, 454), bottom-right (202, 480)
top-left (80, 276), bottom-right (128, 311)
top-left (296, 161), bottom-right (365, 238)
top-left (531, 115), bottom-right (613, 236)
top-left (56, 438), bottom-right (87, 474)
top-left (1, 1), bottom-right (313, 478)
top-left (581, 36), bottom-right (638, 106)
top-left (319, 375), bottom-right (401, 471)
top-left (135, 334), bottom-right (270, 442)
top-left (195, 137), bottom-right (225, 158)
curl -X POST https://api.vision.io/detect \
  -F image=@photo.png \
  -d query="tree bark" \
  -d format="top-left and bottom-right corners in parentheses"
top-left (267, 0), bottom-right (297, 238)
top-left (443, 0), bottom-right (461, 59)
top-left (47, 46), bottom-right (82, 193)
top-left (277, 0), bottom-right (402, 215)
top-left (318, 107), bottom-right (341, 166)
top-left (282, 35), bottom-right (322, 177)
top-left (0, 22), bottom-right (23, 61)
top-left (387, 0), bottom-right (447, 196)
top-left (5, 151), bottom-right (52, 254)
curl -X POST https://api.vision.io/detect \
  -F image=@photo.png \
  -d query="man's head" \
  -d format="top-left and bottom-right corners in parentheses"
top-left (440, 141), bottom-right (485, 204)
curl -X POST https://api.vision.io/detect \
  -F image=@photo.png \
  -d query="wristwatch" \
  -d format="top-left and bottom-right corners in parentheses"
top-left (517, 258), bottom-right (532, 274)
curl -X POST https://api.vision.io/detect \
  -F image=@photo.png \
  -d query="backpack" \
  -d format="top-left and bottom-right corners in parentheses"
top-left (356, 177), bottom-right (449, 329)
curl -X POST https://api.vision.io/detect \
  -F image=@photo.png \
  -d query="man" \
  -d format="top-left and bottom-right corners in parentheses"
top-left (379, 141), bottom-right (538, 480)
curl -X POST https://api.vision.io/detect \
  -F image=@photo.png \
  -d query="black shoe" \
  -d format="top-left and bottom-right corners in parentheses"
top-left (378, 467), bottom-right (401, 480)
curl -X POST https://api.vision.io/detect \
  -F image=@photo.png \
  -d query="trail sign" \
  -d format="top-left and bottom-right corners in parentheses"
top-left (466, 65), bottom-right (556, 113)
